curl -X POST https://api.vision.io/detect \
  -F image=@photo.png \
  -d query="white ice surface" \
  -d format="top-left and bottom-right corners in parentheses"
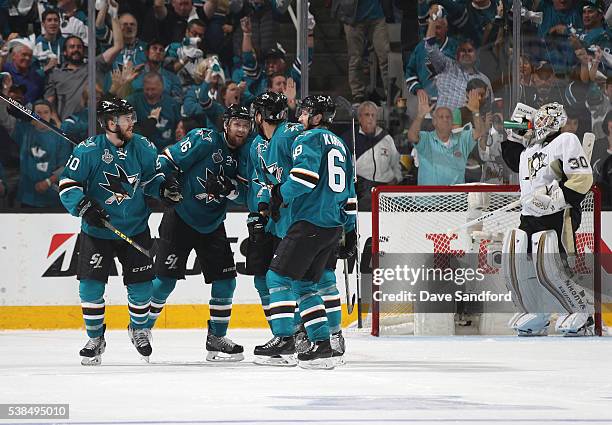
top-left (0, 329), bottom-right (612, 425)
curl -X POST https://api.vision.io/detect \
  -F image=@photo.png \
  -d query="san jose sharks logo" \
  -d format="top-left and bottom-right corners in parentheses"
top-left (99, 164), bottom-right (139, 205)
top-left (252, 155), bottom-right (283, 198)
top-left (195, 166), bottom-right (225, 204)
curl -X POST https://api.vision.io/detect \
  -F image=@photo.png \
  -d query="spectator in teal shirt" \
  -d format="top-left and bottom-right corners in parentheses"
top-left (128, 72), bottom-right (181, 151)
top-left (0, 98), bottom-right (72, 208)
top-left (407, 90), bottom-right (485, 185)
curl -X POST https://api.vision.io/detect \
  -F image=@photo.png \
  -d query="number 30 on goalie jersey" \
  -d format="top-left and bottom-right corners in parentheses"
top-left (281, 128), bottom-right (356, 228)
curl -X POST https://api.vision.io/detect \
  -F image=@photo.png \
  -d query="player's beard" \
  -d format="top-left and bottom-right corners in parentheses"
top-left (117, 125), bottom-right (133, 143)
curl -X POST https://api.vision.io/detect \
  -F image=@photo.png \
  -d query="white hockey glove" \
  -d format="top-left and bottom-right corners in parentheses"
top-left (523, 181), bottom-right (567, 216)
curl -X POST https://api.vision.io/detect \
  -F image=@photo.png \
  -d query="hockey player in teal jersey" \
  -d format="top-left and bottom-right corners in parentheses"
top-left (255, 95), bottom-right (357, 369)
top-left (58, 95), bottom-right (182, 365)
top-left (149, 105), bottom-right (251, 362)
top-left (245, 92), bottom-right (308, 366)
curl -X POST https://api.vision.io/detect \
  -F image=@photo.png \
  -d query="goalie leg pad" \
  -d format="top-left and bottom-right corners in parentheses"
top-left (555, 313), bottom-right (595, 337)
top-left (509, 312), bottom-right (551, 336)
top-left (502, 229), bottom-right (540, 313)
top-left (532, 230), bottom-right (593, 314)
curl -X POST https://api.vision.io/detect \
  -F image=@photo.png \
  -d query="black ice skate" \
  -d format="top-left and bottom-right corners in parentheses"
top-left (206, 322), bottom-right (244, 362)
top-left (80, 325), bottom-right (106, 366)
top-left (330, 330), bottom-right (345, 366)
top-left (128, 325), bottom-right (152, 362)
top-left (253, 336), bottom-right (296, 366)
top-left (294, 324), bottom-right (311, 354)
top-left (297, 339), bottom-right (335, 370)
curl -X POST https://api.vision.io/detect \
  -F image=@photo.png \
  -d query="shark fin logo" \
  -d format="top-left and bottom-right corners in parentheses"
top-left (99, 164), bottom-right (139, 205)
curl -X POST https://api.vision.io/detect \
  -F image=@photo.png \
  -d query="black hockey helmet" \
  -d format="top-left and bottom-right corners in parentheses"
top-left (224, 104), bottom-right (251, 123)
top-left (97, 94), bottom-right (135, 127)
top-left (298, 95), bottom-right (336, 126)
top-left (250, 91), bottom-right (288, 124)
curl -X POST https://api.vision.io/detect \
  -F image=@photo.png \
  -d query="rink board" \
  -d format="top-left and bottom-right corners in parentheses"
top-left (0, 211), bottom-right (610, 329)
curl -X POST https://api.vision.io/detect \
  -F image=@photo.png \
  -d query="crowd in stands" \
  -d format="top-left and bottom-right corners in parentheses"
top-left (0, 0), bottom-right (610, 210)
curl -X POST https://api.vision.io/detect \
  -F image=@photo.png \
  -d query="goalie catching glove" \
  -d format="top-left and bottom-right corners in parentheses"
top-left (77, 196), bottom-right (110, 228)
top-left (160, 175), bottom-right (183, 206)
top-left (522, 180), bottom-right (567, 216)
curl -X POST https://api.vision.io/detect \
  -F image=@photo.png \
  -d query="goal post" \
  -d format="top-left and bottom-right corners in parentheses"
top-left (370, 184), bottom-right (603, 337)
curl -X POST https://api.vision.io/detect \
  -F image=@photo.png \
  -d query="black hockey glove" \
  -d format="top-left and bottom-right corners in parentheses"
top-left (269, 184), bottom-right (283, 223)
top-left (77, 196), bottom-right (110, 228)
top-left (338, 229), bottom-right (357, 259)
top-left (160, 174), bottom-right (183, 206)
top-left (247, 211), bottom-right (269, 243)
top-left (205, 174), bottom-right (237, 199)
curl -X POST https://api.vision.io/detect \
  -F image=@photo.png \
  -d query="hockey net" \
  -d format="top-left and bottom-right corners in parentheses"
top-left (368, 185), bottom-right (602, 337)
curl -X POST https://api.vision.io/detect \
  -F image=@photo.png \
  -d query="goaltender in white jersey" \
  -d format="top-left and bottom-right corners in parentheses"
top-left (501, 102), bottom-right (594, 337)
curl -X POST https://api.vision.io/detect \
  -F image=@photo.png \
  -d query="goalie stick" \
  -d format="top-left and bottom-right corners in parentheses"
top-left (0, 93), bottom-right (154, 259)
top-left (446, 132), bottom-right (596, 236)
top-left (336, 96), bottom-right (360, 319)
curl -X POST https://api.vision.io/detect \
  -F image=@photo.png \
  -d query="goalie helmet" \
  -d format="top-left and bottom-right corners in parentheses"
top-left (532, 102), bottom-right (567, 142)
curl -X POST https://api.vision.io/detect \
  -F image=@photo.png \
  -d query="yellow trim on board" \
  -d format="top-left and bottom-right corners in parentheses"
top-left (0, 304), bottom-right (359, 330)
top-left (0, 304), bottom-right (610, 331)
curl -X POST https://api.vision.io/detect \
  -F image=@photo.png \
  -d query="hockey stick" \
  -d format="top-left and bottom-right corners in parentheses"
top-left (336, 96), bottom-right (361, 322)
top-left (0, 93), bottom-right (154, 259)
top-left (446, 132), bottom-right (596, 236)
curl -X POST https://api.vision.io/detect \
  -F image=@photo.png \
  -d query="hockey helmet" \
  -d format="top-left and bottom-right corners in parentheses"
top-left (532, 102), bottom-right (567, 141)
top-left (297, 95), bottom-right (336, 126)
top-left (97, 95), bottom-right (136, 128)
top-left (224, 104), bottom-right (251, 123)
top-left (250, 91), bottom-right (288, 124)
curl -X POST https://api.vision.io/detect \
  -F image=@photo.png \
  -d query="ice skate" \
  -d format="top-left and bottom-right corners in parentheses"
top-left (128, 325), bottom-right (152, 362)
top-left (330, 330), bottom-right (345, 366)
top-left (80, 325), bottom-right (106, 366)
top-left (297, 339), bottom-right (335, 370)
top-left (294, 324), bottom-right (311, 354)
top-left (206, 327), bottom-right (244, 362)
top-left (253, 336), bottom-right (296, 366)
top-left (556, 314), bottom-right (595, 337)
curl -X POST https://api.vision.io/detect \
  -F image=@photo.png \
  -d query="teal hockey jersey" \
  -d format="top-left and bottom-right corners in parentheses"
top-left (279, 128), bottom-right (356, 229)
top-left (59, 133), bottom-right (165, 239)
top-left (254, 121), bottom-right (304, 238)
top-left (158, 128), bottom-right (248, 234)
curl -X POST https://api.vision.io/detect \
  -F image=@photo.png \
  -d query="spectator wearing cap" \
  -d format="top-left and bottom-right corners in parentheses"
top-left (591, 110), bottom-right (612, 182)
top-left (0, 38), bottom-right (45, 105)
top-left (239, 15), bottom-right (313, 97)
top-left (407, 90), bottom-right (485, 185)
top-left (148, 0), bottom-right (217, 46)
top-left (128, 72), bottom-right (181, 151)
top-left (0, 84), bottom-right (72, 208)
top-left (165, 19), bottom-right (207, 87)
top-left (423, 13), bottom-right (493, 110)
top-left (332, 0), bottom-right (390, 103)
top-left (404, 6), bottom-right (458, 99)
top-left (33, 9), bottom-right (64, 73)
top-left (131, 39), bottom-right (182, 100)
top-left (45, 25), bottom-right (122, 120)
top-left (345, 101), bottom-right (403, 208)
top-left (570, 0), bottom-right (612, 77)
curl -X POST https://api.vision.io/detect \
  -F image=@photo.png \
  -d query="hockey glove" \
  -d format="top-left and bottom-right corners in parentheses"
top-left (269, 184), bottom-right (283, 223)
top-left (523, 181), bottom-right (566, 216)
top-left (77, 196), bottom-right (110, 228)
top-left (338, 229), bottom-right (358, 259)
top-left (160, 175), bottom-right (183, 206)
top-left (247, 212), bottom-right (269, 243)
top-left (205, 174), bottom-right (238, 200)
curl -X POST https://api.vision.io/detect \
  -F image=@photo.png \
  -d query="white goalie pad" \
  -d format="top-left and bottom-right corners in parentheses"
top-left (508, 312), bottom-right (551, 336)
top-left (502, 228), bottom-right (541, 313)
top-left (555, 313), bottom-right (594, 336)
top-left (532, 230), bottom-right (594, 315)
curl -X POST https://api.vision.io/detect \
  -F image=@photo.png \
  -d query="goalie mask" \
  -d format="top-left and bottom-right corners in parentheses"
top-left (532, 102), bottom-right (567, 142)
